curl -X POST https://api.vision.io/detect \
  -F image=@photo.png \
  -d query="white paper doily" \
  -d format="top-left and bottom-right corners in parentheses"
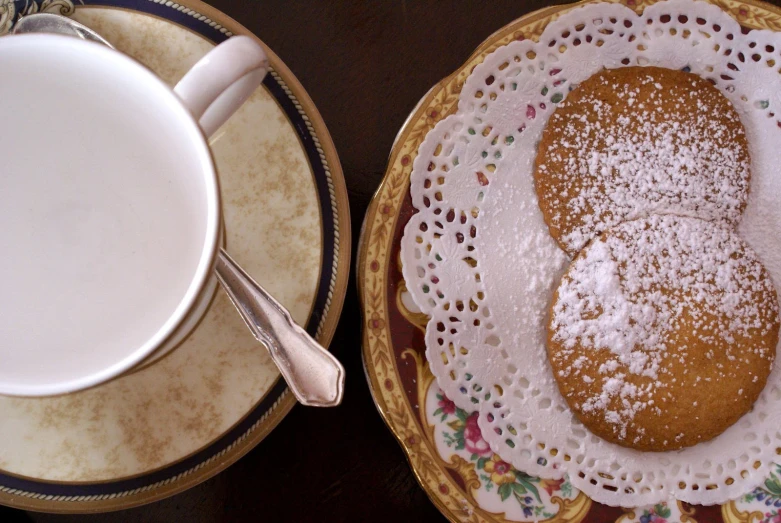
top-left (400, 0), bottom-right (781, 509)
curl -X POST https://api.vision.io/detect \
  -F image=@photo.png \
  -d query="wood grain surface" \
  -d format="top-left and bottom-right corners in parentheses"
top-left (3, 0), bottom-right (777, 521)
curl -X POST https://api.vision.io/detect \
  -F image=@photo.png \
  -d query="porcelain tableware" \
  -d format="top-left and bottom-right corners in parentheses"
top-left (0, 31), bottom-right (267, 396)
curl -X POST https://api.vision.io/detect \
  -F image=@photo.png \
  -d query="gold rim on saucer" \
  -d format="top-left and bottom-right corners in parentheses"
top-left (0, 0), bottom-right (350, 513)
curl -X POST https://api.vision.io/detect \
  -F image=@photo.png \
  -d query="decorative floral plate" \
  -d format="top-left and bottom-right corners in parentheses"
top-left (358, 0), bottom-right (781, 521)
top-left (0, 0), bottom-right (349, 513)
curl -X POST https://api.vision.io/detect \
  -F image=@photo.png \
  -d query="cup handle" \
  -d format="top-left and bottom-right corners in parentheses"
top-left (174, 35), bottom-right (268, 138)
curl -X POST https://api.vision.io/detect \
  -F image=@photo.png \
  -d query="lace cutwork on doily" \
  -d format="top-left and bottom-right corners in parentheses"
top-left (400, 0), bottom-right (781, 508)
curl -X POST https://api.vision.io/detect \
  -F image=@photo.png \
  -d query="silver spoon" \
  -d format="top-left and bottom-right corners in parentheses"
top-left (12, 13), bottom-right (345, 407)
top-left (13, 13), bottom-right (115, 48)
top-left (216, 249), bottom-right (344, 408)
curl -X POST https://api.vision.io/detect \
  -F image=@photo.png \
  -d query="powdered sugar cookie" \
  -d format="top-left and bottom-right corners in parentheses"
top-left (534, 66), bottom-right (750, 256)
top-left (548, 215), bottom-right (778, 452)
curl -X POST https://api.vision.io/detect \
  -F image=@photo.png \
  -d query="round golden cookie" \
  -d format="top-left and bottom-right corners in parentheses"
top-left (534, 66), bottom-right (750, 256)
top-left (547, 215), bottom-right (778, 452)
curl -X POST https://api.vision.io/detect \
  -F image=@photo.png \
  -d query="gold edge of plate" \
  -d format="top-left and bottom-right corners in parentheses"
top-left (358, 157), bottom-right (472, 523)
top-left (0, 0), bottom-right (350, 514)
top-left (357, 97), bottom-right (480, 521)
top-left (358, 0), bottom-right (781, 522)
top-left (360, 355), bottom-right (464, 523)
top-left (357, 3), bottom-right (585, 521)
top-left (356, 69), bottom-right (476, 523)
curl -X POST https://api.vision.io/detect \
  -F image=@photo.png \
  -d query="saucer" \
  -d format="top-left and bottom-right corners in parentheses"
top-left (358, 0), bottom-right (781, 521)
top-left (0, 0), bottom-right (349, 513)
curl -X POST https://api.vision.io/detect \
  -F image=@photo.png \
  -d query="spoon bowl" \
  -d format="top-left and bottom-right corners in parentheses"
top-left (13, 13), bottom-right (115, 48)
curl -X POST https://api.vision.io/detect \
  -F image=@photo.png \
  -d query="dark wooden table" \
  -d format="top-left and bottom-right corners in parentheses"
top-left (3, 1), bottom-right (775, 521)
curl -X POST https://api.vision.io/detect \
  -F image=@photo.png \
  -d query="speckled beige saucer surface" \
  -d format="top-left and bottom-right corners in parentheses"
top-left (0, 0), bottom-right (349, 512)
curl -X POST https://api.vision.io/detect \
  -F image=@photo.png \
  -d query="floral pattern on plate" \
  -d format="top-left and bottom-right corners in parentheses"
top-left (724, 465), bottom-right (781, 523)
top-left (428, 387), bottom-right (577, 521)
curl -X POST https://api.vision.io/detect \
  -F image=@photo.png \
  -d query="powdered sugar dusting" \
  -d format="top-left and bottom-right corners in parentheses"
top-left (549, 215), bottom-right (778, 450)
top-left (535, 67), bottom-right (750, 255)
top-left (401, 0), bottom-right (781, 506)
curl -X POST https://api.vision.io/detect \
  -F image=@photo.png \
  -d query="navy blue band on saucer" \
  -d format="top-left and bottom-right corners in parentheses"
top-left (2, 0), bottom-right (338, 498)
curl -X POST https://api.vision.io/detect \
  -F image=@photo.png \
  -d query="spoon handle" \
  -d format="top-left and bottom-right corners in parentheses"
top-left (215, 249), bottom-right (345, 407)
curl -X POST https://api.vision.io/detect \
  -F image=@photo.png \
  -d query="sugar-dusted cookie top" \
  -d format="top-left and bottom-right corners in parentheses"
top-left (534, 66), bottom-right (750, 256)
top-left (548, 215), bottom-right (778, 451)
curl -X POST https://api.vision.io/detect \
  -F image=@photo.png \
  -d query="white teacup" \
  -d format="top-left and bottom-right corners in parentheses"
top-left (0, 33), bottom-right (268, 396)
